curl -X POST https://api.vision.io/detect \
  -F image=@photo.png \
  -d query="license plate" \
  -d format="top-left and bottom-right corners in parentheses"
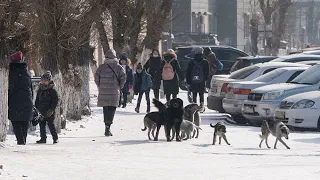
top-left (244, 106), bottom-right (254, 113)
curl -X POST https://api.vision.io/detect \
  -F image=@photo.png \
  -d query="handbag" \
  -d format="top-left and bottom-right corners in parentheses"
top-left (31, 106), bottom-right (44, 126)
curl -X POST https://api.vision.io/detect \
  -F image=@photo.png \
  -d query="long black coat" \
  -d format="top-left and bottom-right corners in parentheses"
top-left (186, 55), bottom-right (209, 93)
top-left (8, 62), bottom-right (33, 122)
top-left (160, 59), bottom-right (183, 95)
top-left (35, 82), bottom-right (59, 118)
top-left (122, 65), bottom-right (133, 94)
top-left (144, 57), bottom-right (162, 90)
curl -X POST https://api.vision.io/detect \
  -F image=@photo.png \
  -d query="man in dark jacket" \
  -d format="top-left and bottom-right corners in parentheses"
top-left (186, 47), bottom-right (209, 112)
top-left (144, 49), bottom-right (162, 100)
top-left (119, 54), bottom-right (133, 108)
top-left (134, 63), bottom-right (152, 113)
top-left (8, 51), bottom-right (33, 145)
top-left (35, 71), bottom-right (59, 144)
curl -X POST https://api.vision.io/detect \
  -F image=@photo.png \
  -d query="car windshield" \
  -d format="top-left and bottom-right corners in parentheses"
top-left (291, 65), bottom-right (320, 85)
top-left (270, 57), bottom-right (287, 62)
top-left (230, 60), bottom-right (252, 72)
top-left (252, 69), bottom-right (287, 82)
top-left (229, 65), bottom-right (259, 79)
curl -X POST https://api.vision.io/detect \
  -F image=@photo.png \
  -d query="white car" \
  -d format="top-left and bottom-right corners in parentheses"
top-left (274, 91), bottom-right (320, 131)
top-left (242, 63), bottom-right (320, 126)
top-left (222, 66), bottom-right (310, 124)
top-left (207, 62), bottom-right (310, 112)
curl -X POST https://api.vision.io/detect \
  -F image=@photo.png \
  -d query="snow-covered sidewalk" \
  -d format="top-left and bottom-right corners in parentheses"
top-left (1, 81), bottom-right (320, 180)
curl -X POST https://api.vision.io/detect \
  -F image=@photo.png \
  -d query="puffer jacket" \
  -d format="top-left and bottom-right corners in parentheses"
top-left (94, 58), bottom-right (126, 107)
top-left (35, 82), bottom-right (59, 118)
top-left (8, 62), bottom-right (33, 122)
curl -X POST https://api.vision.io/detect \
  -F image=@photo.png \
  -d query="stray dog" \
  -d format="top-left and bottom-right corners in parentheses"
top-left (179, 120), bottom-right (202, 140)
top-left (141, 112), bottom-right (173, 140)
top-left (259, 120), bottom-right (290, 149)
top-left (184, 103), bottom-right (202, 138)
top-left (153, 98), bottom-right (184, 142)
top-left (210, 122), bottom-right (231, 145)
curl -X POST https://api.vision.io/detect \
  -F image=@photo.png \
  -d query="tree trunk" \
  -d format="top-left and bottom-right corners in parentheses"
top-left (0, 67), bottom-right (8, 142)
top-left (250, 17), bottom-right (259, 56)
top-left (95, 21), bottom-right (110, 55)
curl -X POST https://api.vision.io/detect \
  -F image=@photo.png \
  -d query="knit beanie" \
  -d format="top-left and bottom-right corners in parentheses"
top-left (119, 53), bottom-right (128, 61)
top-left (41, 71), bottom-right (53, 82)
top-left (9, 51), bottom-right (23, 62)
top-left (105, 49), bottom-right (117, 59)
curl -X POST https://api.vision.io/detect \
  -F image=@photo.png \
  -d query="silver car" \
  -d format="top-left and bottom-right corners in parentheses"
top-left (242, 63), bottom-right (320, 126)
top-left (222, 66), bottom-right (309, 124)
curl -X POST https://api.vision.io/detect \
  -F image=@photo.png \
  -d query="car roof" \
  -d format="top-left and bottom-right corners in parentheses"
top-left (237, 56), bottom-right (277, 60)
top-left (176, 45), bottom-right (245, 51)
top-left (295, 60), bottom-right (320, 65)
top-left (274, 66), bottom-right (310, 70)
top-left (254, 62), bottom-right (310, 67)
top-left (302, 50), bottom-right (320, 55)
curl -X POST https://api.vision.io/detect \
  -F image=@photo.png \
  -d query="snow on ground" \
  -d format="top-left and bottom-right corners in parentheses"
top-left (1, 81), bottom-right (320, 180)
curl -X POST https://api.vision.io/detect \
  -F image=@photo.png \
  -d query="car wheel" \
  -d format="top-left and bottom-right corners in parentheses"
top-left (317, 116), bottom-right (320, 132)
top-left (232, 114), bottom-right (249, 125)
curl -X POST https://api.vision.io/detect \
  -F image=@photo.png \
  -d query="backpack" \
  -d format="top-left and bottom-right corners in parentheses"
top-left (162, 60), bottom-right (175, 80)
top-left (191, 60), bottom-right (204, 84)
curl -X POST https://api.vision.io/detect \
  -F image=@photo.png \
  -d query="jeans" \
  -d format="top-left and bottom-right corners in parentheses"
top-left (153, 89), bottom-right (160, 100)
top-left (192, 92), bottom-right (204, 104)
top-left (103, 106), bottom-right (117, 126)
top-left (39, 116), bottom-right (58, 140)
top-left (11, 121), bottom-right (29, 145)
top-left (119, 90), bottom-right (128, 105)
top-left (137, 90), bottom-right (150, 110)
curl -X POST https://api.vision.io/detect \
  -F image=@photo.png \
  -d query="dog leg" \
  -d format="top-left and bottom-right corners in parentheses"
top-left (195, 128), bottom-right (199, 138)
top-left (219, 136), bottom-right (222, 145)
top-left (212, 133), bottom-right (217, 145)
top-left (259, 138), bottom-right (264, 148)
top-left (222, 134), bottom-right (230, 145)
top-left (274, 138), bottom-right (278, 149)
top-left (147, 127), bottom-right (152, 140)
top-left (165, 125), bottom-right (172, 142)
top-left (174, 123), bottom-right (181, 142)
top-left (151, 125), bottom-right (156, 138)
top-left (278, 138), bottom-right (290, 149)
top-left (170, 128), bottom-right (175, 141)
top-left (154, 124), bottom-right (161, 141)
top-left (265, 135), bottom-right (271, 149)
top-left (192, 129), bottom-right (196, 138)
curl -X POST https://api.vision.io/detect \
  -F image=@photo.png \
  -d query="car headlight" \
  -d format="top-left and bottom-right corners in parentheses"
top-left (262, 91), bottom-right (285, 100)
top-left (291, 99), bottom-right (315, 109)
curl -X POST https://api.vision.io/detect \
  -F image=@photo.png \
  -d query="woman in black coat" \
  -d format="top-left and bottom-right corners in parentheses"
top-left (8, 51), bottom-right (33, 145)
top-left (160, 49), bottom-right (183, 104)
top-left (144, 49), bottom-right (162, 100)
top-left (186, 47), bottom-right (209, 111)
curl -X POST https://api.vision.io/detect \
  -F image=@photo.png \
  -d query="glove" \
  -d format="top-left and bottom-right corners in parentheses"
top-left (129, 85), bottom-right (133, 89)
top-left (46, 109), bottom-right (54, 117)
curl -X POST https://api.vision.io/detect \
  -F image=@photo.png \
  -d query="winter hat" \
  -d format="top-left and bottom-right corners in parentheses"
top-left (41, 71), bottom-right (53, 82)
top-left (119, 53), bottom-right (128, 61)
top-left (194, 47), bottom-right (203, 55)
top-left (9, 51), bottom-right (23, 62)
top-left (137, 63), bottom-right (143, 70)
top-left (105, 49), bottom-right (117, 59)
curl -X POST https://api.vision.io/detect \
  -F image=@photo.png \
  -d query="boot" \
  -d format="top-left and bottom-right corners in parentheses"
top-left (122, 103), bottom-right (127, 108)
top-left (200, 102), bottom-right (205, 113)
top-left (104, 125), bottom-right (113, 136)
top-left (36, 138), bottom-right (46, 144)
top-left (146, 106), bottom-right (150, 113)
top-left (53, 139), bottom-right (59, 144)
top-left (135, 107), bottom-right (140, 113)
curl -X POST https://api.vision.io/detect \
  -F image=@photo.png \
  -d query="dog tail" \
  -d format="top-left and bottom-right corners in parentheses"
top-left (141, 126), bottom-right (147, 131)
top-left (195, 126), bottom-right (202, 130)
top-left (262, 120), bottom-right (272, 133)
top-left (152, 98), bottom-right (166, 112)
top-left (210, 123), bottom-right (216, 128)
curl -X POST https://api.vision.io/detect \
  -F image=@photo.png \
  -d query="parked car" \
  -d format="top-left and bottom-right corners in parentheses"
top-left (223, 66), bottom-right (310, 124)
top-left (207, 62), bottom-right (308, 113)
top-left (242, 63), bottom-right (320, 126)
top-left (230, 56), bottom-right (278, 73)
top-left (296, 60), bottom-right (320, 66)
top-left (176, 45), bottom-right (249, 76)
top-left (302, 50), bottom-right (320, 55)
top-left (270, 54), bottom-right (320, 63)
top-left (274, 91), bottom-right (320, 131)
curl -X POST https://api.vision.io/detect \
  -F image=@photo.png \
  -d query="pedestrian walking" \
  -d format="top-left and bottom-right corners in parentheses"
top-left (35, 71), bottom-right (59, 144)
top-left (186, 47), bottom-right (209, 113)
top-left (8, 51), bottom-right (33, 145)
top-left (161, 49), bottom-right (183, 104)
top-left (119, 53), bottom-right (133, 108)
top-left (134, 63), bottom-right (153, 113)
top-left (144, 49), bottom-right (162, 100)
top-left (203, 47), bottom-right (223, 89)
top-left (94, 49), bottom-right (126, 136)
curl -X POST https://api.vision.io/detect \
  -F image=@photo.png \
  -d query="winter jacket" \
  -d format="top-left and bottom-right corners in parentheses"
top-left (186, 54), bottom-right (209, 93)
top-left (8, 62), bottom-right (33, 122)
top-left (35, 82), bottom-right (59, 118)
top-left (122, 65), bottom-right (133, 94)
top-left (94, 58), bottom-right (126, 107)
top-left (144, 56), bottom-right (162, 90)
top-left (160, 59), bottom-right (182, 95)
top-left (133, 69), bottom-right (152, 94)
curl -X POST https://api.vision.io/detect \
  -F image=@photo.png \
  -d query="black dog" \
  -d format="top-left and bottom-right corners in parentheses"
top-left (153, 98), bottom-right (184, 142)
